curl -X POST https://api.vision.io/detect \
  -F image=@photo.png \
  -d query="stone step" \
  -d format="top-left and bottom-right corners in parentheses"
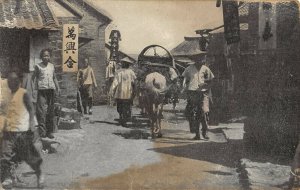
top-left (240, 158), bottom-right (291, 189)
top-left (58, 119), bottom-right (80, 130)
top-left (57, 106), bottom-right (81, 130)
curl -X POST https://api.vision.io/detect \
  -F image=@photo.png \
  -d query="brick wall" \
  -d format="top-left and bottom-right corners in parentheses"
top-left (48, 2), bottom-right (111, 107)
top-left (77, 14), bottom-right (109, 105)
top-left (243, 2), bottom-right (300, 156)
top-left (48, 17), bottom-right (80, 108)
top-left (66, 0), bottom-right (110, 105)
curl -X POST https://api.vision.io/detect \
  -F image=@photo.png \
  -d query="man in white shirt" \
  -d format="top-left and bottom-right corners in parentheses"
top-left (109, 58), bottom-right (136, 125)
top-left (106, 60), bottom-right (117, 106)
top-left (182, 56), bottom-right (214, 140)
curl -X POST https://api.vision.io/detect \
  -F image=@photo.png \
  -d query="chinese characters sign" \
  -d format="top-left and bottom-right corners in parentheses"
top-left (63, 24), bottom-right (78, 72)
top-left (222, 0), bottom-right (240, 44)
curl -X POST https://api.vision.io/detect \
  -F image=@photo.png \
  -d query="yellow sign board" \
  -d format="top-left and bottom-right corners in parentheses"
top-left (62, 24), bottom-right (78, 72)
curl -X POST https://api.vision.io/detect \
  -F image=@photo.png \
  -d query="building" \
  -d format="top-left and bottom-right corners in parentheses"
top-left (0, 0), bottom-right (112, 107)
top-left (170, 37), bottom-right (207, 74)
top-left (240, 1), bottom-right (300, 156)
top-left (206, 1), bottom-right (299, 156)
top-left (203, 2), bottom-right (250, 122)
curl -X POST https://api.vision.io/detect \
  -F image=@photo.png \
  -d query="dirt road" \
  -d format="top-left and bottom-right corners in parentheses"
top-left (14, 104), bottom-right (243, 190)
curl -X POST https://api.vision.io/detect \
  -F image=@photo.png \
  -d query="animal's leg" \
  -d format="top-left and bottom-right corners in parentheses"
top-left (151, 104), bottom-right (160, 138)
top-left (157, 104), bottom-right (163, 138)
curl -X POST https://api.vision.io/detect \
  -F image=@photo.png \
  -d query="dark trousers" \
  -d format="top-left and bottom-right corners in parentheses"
top-left (36, 89), bottom-right (55, 136)
top-left (116, 99), bottom-right (132, 120)
top-left (1, 131), bottom-right (42, 181)
top-left (79, 84), bottom-right (93, 113)
top-left (185, 90), bottom-right (209, 135)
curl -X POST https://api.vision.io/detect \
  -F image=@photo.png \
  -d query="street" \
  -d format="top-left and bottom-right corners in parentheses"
top-left (13, 101), bottom-right (245, 190)
top-left (0, 0), bottom-right (299, 189)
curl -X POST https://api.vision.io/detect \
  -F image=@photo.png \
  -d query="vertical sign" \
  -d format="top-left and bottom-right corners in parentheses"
top-left (258, 2), bottom-right (276, 49)
top-left (109, 30), bottom-right (121, 61)
top-left (63, 24), bottom-right (78, 72)
top-left (223, 0), bottom-right (240, 44)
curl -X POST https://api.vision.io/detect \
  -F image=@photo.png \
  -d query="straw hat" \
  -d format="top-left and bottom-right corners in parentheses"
top-left (120, 57), bottom-right (133, 64)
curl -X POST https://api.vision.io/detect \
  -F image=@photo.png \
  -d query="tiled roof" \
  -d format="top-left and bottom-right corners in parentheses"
top-left (0, 0), bottom-right (59, 29)
top-left (81, 0), bottom-right (112, 22)
top-left (171, 37), bottom-right (207, 56)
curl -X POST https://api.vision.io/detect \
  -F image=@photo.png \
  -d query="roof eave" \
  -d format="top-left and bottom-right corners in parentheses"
top-left (83, 0), bottom-right (112, 23)
top-left (55, 0), bottom-right (84, 18)
top-left (0, 26), bottom-right (60, 30)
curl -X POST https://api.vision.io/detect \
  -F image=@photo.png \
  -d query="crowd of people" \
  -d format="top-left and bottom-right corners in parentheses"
top-left (0, 49), bottom-right (298, 189)
top-left (107, 55), bottom-right (214, 140)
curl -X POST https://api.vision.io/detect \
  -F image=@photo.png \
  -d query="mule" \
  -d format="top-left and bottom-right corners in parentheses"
top-left (143, 72), bottom-right (168, 138)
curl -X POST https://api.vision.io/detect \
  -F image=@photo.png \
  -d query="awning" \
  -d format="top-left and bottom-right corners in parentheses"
top-left (79, 34), bottom-right (94, 48)
top-left (171, 37), bottom-right (207, 56)
top-left (0, 0), bottom-right (59, 30)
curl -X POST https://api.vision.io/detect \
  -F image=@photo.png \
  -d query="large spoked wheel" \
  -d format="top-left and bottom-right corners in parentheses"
top-left (138, 45), bottom-right (175, 68)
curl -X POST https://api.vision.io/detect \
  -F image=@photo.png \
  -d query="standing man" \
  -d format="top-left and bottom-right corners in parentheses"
top-left (109, 58), bottom-right (136, 125)
top-left (1, 72), bottom-right (44, 189)
top-left (182, 56), bottom-right (214, 140)
top-left (77, 57), bottom-right (97, 115)
top-left (106, 59), bottom-right (117, 106)
top-left (32, 49), bottom-right (60, 139)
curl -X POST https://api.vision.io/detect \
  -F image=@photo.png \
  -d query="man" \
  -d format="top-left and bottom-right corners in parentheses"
top-left (109, 58), bottom-right (136, 125)
top-left (32, 49), bottom-right (60, 139)
top-left (1, 72), bottom-right (44, 189)
top-left (182, 56), bottom-right (214, 140)
top-left (106, 59), bottom-right (117, 106)
top-left (77, 57), bottom-right (97, 115)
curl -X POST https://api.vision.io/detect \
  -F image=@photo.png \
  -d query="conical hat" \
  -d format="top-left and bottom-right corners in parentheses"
top-left (120, 57), bottom-right (134, 64)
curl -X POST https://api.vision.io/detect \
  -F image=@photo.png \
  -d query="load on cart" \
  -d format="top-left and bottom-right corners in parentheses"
top-left (136, 45), bottom-right (180, 138)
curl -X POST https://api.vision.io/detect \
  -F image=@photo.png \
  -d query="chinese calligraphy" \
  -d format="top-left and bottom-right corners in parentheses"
top-left (63, 24), bottom-right (78, 72)
top-left (64, 56), bottom-right (77, 68)
top-left (66, 26), bottom-right (77, 40)
top-left (64, 42), bottom-right (77, 54)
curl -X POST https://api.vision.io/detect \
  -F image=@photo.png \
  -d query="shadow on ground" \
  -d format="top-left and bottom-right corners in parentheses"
top-left (204, 170), bottom-right (234, 176)
top-left (113, 129), bottom-right (151, 140)
top-left (148, 140), bottom-right (243, 168)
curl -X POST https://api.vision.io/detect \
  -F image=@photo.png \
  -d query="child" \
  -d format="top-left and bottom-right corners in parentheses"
top-left (1, 72), bottom-right (44, 189)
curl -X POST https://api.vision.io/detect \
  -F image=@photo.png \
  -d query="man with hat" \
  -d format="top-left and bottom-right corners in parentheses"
top-left (109, 57), bottom-right (136, 125)
top-left (182, 55), bottom-right (214, 140)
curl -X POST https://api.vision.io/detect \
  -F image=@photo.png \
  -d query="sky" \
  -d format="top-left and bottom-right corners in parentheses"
top-left (89, 0), bottom-right (224, 54)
